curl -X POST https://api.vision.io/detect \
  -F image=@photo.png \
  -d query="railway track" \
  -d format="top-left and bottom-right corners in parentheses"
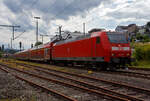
top-left (34, 60), bottom-right (150, 80)
top-left (101, 70), bottom-right (150, 80)
top-left (0, 66), bottom-right (76, 101)
top-left (6, 60), bottom-right (150, 80)
top-left (5, 59), bottom-right (150, 80)
top-left (129, 67), bottom-right (150, 71)
top-left (0, 63), bottom-right (130, 101)
top-left (1, 62), bottom-right (150, 101)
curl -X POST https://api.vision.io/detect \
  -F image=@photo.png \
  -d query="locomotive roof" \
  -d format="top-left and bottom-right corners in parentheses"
top-left (54, 31), bottom-right (120, 45)
top-left (54, 33), bottom-right (92, 45)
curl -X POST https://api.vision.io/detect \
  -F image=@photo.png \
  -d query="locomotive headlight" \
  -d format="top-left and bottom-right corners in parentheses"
top-left (112, 53), bottom-right (115, 56)
top-left (123, 47), bottom-right (130, 51)
top-left (112, 47), bottom-right (119, 50)
top-left (127, 53), bottom-right (130, 56)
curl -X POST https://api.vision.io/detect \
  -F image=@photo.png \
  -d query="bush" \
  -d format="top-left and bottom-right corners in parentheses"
top-left (135, 33), bottom-right (150, 42)
top-left (133, 44), bottom-right (150, 61)
top-left (35, 41), bottom-right (42, 46)
top-left (0, 52), bottom-right (2, 58)
top-left (142, 35), bottom-right (150, 42)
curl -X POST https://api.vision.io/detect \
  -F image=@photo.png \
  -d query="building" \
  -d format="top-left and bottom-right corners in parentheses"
top-left (115, 24), bottom-right (138, 37)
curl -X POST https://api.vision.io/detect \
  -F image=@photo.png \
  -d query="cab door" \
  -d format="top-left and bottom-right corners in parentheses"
top-left (95, 36), bottom-right (101, 56)
top-left (44, 48), bottom-right (50, 61)
top-left (91, 36), bottom-right (101, 58)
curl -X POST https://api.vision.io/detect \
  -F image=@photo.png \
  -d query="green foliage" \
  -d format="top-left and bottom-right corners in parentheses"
top-left (136, 33), bottom-right (143, 40)
top-left (135, 33), bottom-right (150, 42)
top-left (35, 41), bottom-right (42, 46)
top-left (142, 35), bottom-right (150, 42)
top-left (0, 51), bottom-right (3, 58)
top-left (133, 44), bottom-right (150, 61)
top-left (146, 22), bottom-right (150, 27)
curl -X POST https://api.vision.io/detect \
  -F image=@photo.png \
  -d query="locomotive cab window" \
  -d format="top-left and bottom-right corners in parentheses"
top-left (107, 32), bottom-right (128, 43)
top-left (96, 37), bottom-right (100, 44)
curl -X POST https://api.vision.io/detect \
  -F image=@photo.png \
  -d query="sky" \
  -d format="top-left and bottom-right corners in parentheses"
top-left (0, 0), bottom-right (150, 49)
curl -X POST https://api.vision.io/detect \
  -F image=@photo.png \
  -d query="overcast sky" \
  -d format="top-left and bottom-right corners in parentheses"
top-left (0, 0), bottom-right (150, 49)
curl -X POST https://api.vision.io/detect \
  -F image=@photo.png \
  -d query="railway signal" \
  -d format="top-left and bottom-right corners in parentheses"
top-left (19, 42), bottom-right (22, 51)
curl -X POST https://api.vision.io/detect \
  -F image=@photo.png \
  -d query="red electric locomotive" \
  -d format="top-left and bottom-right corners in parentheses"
top-left (52, 31), bottom-right (131, 70)
top-left (14, 30), bottom-right (131, 70)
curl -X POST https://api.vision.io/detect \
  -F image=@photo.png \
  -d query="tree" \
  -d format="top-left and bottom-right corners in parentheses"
top-left (35, 41), bottom-right (42, 46)
top-left (74, 31), bottom-right (81, 33)
top-left (136, 33), bottom-right (143, 40)
top-left (146, 22), bottom-right (150, 27)
top-left (88, 28), bottom-right (105, 33)
top-left (0, 51), bottom-right (2, 58)
top-left (142, 35), bottom-right (150, 42)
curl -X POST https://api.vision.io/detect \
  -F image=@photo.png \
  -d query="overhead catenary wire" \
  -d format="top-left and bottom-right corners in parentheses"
top-left (11, 0), bottom-right (40, 34)
top-left (14, 30), bottom-right (26, 40)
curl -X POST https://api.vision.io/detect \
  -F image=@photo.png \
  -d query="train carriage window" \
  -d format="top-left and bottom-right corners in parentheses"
top-left (96, 37), bottom-right (100, 44)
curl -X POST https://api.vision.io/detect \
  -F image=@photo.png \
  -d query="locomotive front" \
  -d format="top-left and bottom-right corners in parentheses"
top-left (106, 32), bottom-right (131, 68)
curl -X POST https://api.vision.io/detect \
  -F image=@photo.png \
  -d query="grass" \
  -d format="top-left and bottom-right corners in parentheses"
top-left (0, 95), bottom-right (37, 101)
top-left (130, 42), bottom-right (150, 69)
top-left (131, 60), bottom-right (150, 69)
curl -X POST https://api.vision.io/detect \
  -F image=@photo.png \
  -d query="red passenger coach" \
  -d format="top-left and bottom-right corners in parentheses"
top-left (52, 31), bottom-right (131, 70)
top-left (14, 42), bottom-right (52, 62)
top-left (15, 49), bottom-right (29, 60)
top-left (29, 42), bottom-right (52, 61)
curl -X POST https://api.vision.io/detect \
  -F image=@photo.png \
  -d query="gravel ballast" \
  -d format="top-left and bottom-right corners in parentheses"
top-left (0, 68), bottom-right (60, 101)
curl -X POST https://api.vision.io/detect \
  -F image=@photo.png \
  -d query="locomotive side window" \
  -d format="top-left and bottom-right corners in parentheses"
top-left (96, 37), bottom-right (100, 44)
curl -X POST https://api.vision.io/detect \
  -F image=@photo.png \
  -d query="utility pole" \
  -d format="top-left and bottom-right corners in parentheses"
top-left (34, 17), bottom-right (40, 45)
top-left (41, 35), bottom-right (43, 44)
top-left (11, 38), bottom-right (12, 49)
top-left (58, 26), bottom-right (62, 40)
top-left (0, 25), bottom-right (20, 49)
top-left (83, 23), bottom-right (85, 35)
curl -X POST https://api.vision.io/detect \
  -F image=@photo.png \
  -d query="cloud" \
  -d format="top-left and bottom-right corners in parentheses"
top-left (4, 0), bottom-right (108, 21)
top-left (0, 0), bottom-right (150, 49)
top-left (105, 0), bottom-right (150, 24)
